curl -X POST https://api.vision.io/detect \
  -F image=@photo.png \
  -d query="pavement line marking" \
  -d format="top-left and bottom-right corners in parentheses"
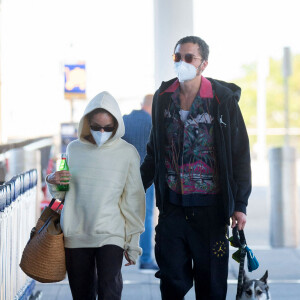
top-left (123, 280), bottom-right (300, 285)
top-left (36, 279), bottom-right (300, 286)
top-left (229, 245), bottom-right (300, 251)
top-left (123, 280), bottom-right (160, 285)
top-left (227, 279), bottom-right (300, 284)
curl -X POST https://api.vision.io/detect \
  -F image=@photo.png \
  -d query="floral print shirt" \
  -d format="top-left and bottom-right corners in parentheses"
top-left (164, 77), bottom-right (220, 206)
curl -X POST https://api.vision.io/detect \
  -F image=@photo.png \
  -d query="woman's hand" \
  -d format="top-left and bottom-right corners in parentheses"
top-left (124, 251), bottom-right (135, 266)
top-left (47, 171), bottom-right (71, 185)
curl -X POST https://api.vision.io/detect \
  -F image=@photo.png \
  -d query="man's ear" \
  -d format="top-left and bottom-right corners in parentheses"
top-left (201, 60), bottom-right (208, 72)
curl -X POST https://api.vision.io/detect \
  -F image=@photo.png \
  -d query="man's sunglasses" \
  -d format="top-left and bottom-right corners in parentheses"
top-left (90, 125), bottom-right (115, 132)
top-left (172, 53), bottom-right (201, 63)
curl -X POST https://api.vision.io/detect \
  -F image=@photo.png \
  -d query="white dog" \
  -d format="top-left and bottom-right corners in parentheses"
top-left (237, 270), bottom-right (271, 300)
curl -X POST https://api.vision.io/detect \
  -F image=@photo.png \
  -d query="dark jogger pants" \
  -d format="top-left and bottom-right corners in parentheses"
top-left (155, 203), bottom-right (229, 300)
top-left (65, 245), bottom-right (124, 300)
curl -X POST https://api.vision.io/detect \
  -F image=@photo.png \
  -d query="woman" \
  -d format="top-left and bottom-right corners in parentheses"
top-left (46, 91), bottom-right (145, 300)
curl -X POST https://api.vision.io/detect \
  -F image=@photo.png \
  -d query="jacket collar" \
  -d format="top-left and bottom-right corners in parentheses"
top-left (159, 76), bottom-right (213, 99)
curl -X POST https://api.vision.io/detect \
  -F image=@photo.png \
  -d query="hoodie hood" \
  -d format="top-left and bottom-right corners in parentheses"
top-left (206, 77), bottom-right (241, 103)
top-left (78, 91), bottom-right (125, 146)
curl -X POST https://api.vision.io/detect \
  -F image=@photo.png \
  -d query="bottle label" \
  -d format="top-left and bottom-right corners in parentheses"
top-left (57, 154), bottom-right (69, 191)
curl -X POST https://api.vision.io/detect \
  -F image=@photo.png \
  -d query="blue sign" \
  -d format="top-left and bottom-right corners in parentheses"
top-left (64, 64), bottom-right (86, 97)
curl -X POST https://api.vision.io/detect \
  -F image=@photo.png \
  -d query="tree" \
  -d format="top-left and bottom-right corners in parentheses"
top-left (234, 54), bottom-right (300, 151)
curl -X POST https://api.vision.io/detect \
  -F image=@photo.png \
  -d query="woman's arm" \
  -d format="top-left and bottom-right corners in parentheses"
top-left (45, 149), bottom-right (71, 200)
top-left (120, 150), bottom-right (146, 265)
top-left (46, 170), bottom-right (71, 200)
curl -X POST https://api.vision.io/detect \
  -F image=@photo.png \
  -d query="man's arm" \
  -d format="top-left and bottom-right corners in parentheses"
top-left (140, 90), bottom-right (159, 190)
top-left (230, 100), bottom-right (252, 230)
top-left (140, 128), bottom-right (155, 191)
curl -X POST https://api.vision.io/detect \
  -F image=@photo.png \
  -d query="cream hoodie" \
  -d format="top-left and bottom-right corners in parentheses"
top-left (47, 91), bottom-right (145, 263)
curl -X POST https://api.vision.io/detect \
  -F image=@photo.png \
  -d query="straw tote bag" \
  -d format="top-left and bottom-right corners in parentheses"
top-left (20, 198), bottom-right (66, 283)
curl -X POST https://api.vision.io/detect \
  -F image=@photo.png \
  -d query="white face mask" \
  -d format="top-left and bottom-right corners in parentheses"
top-left (174, 61), bottom-right (198, 82)
top-left (90, 130), bottom-right (112, 147)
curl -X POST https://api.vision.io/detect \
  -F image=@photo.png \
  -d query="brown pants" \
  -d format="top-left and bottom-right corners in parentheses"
top-left (65, 245), bottom-right (124, 300)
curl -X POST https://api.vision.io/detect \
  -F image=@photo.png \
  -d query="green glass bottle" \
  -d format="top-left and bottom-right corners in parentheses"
top-left (57, 153), bottom-right (69, 191)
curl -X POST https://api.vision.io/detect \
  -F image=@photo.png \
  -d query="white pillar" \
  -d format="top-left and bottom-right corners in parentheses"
top-left (269, 147), bottom-right (299, 247)
top-left (154, 0), bottom-right (194, 89)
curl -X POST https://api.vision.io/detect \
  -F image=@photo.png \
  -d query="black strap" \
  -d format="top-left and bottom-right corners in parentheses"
top-left (38, 215), bottom-right (52, 234)
top-left (236, 248), bottom-right (246, 299)
top-left (233, 227), bottom-right (247, 299)
top-left (232, 226), bottom-right (246, 248)
top-left (48, 198), bottom-right (56, 208)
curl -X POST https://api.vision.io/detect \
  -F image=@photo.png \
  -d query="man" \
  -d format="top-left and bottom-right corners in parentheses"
top-left (123, 94), bottom-right (158, 270)
top-left (140, 36), bottom-right (251, 299)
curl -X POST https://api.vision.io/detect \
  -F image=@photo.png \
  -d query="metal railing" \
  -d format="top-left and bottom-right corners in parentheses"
top-left (0, 169), bottom-right (38, 300)
top-left (0, 136), bottom-right (53, 184)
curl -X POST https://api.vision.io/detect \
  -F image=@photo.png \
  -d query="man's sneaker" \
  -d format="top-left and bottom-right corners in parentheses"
top-left (139, 261), bottom-right (159, 270)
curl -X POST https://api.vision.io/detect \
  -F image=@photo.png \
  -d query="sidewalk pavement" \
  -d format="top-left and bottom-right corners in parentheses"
top-left (32, 160), bottom-right (300, 299)
top-left (34, 246), bottom-right (300, 299)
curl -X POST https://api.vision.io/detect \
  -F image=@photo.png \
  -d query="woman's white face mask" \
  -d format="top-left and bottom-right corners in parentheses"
top-left (90, 130), bottom-right (112, 147)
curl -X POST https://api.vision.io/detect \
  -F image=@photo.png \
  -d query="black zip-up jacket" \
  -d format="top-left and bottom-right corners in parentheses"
top-left (140, 77), bottom-right (252, 225)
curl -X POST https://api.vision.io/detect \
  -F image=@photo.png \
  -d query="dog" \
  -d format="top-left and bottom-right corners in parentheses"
top-left (237, 270), bottom-right (271, 300)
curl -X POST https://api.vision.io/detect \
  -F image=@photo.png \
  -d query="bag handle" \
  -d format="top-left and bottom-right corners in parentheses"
top-left (37, 198), bottom-right (64, 234)
top-left (49, 198), bottom-right (65, 212)
top-left (27, 198), bottom-right (64, 243)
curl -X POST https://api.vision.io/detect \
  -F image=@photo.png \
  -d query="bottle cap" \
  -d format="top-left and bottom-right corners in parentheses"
top-left (61, 153), bottom-right (67, 159)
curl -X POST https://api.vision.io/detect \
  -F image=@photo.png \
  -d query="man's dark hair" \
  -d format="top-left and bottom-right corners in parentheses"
top-left (174, 36), bottom-right (209, 61)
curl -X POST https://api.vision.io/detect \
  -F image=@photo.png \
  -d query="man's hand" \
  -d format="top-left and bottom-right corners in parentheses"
top-left (231, 211), bottom-right (247, 231)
